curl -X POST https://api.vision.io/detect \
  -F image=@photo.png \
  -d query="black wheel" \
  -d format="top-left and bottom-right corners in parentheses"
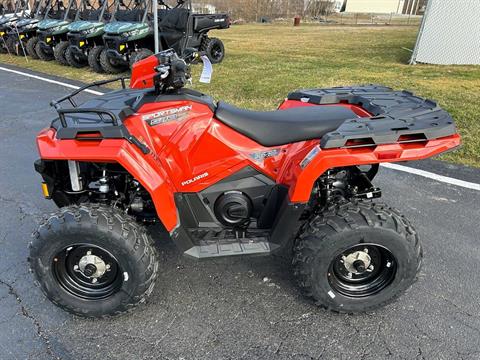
top-left (88, 45), bottom-right (104, 73)
top-left (129, 48), bottom-right (153, 68)
top-left (99, 48), bottom-right (126, 74)
top-left (35, 41), bottom-right (54, 61)
top-left (65, 46), bottom-right (87, 68)
top-left (292, 201), bottom-right (422, 313)
top-left (26, 36), bottom-right (39, 59)
top-left (5, 36), bottom-right (18, 55)
top-left (54, 41), bottom-right (70, 66)
top-left (202, 37), bottom-right (225, 64)
top-left (29, 204), bottom-right (159, 318)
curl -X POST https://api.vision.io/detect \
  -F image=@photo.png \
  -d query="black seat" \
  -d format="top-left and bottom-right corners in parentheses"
top-left (215, 102), bottom-right (358, 147)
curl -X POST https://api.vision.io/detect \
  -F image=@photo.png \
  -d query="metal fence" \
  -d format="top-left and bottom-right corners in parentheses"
top-left (315, 12), bottom-right (422, 26)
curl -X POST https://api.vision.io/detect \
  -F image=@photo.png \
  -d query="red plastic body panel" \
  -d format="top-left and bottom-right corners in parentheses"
top-left (37, 71), bottom-right (461, 231)
top-left (130, 55), bottom-right (160, 89)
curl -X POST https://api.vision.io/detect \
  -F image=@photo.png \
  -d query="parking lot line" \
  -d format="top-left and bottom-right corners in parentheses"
top-left (1, 65), bottom-right (479, 192)
top-left (381, 163), bottom-right (480, 191)
top-left (0, 66), bottom-right (104, 96)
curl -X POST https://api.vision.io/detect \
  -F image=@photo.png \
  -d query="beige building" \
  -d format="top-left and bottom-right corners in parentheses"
top-left (345, 0), bottom-right (405, 14)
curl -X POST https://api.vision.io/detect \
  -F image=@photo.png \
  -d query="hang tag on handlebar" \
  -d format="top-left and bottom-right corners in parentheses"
top-left (199, 55), bottom-right (213, 84)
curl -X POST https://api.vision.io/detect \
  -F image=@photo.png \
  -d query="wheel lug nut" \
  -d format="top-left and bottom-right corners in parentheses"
top-left (353, 260), bottom-right (366, 272)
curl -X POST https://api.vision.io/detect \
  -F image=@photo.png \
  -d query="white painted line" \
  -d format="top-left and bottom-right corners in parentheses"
top-left (0, 66), bottom-right (104, 96)
top-left (381, 163), bottom-right (480, 191)
top-left (1, 65), bottom-right (479, 192)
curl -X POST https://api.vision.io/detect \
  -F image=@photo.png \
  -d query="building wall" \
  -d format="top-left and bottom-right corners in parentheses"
top-left (345, 0), bottom-right (404, 14)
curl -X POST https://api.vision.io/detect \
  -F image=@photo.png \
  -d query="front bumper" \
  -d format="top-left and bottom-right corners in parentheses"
top-left (37, 30), bottom-right (58, 51)
top-left (103, 34), bottom-right (129, 65)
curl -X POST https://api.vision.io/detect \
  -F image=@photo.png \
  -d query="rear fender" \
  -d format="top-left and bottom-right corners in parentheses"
top-left (36, 128), bottom-right (179, 231)
top-left (281, 134), bottom-right (461, 202)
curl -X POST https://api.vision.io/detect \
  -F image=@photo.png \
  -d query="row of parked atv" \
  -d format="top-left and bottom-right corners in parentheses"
top-left (0, 0), bottom-right (229, 73)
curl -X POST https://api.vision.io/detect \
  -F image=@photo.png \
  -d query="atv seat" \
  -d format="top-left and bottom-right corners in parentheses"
top-left (215, 102), bottom-right (359, 147)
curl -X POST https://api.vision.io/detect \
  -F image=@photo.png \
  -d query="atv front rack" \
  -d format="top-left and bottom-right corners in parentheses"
top-left (288, 85), bottom-right (457, 149)
top-left (50, 77), bottom-right (150, 155)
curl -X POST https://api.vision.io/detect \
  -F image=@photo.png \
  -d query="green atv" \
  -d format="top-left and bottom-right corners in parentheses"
top-left (100, 0), bottom-right (229, 74)
top-left (6, 0), bottom-right (48, 57)
top-left (35, 0), bottom-right (77, 63)
top-left (99, 0), bottom-right (153, 74)
top-left (0, 0), bottom-right (27, 54)
top-left (65, 0), bottom-right (112, 71)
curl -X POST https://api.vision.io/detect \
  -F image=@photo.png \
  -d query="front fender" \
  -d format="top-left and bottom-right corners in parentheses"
top-left (36, 128), bottom-right (178, 231)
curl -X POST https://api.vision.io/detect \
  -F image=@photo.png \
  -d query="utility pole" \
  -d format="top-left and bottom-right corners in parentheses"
top-left (153, 0), bottom-right (159, 53)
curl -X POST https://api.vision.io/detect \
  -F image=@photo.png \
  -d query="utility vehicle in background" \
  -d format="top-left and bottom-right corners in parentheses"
top-left (35, 0), bottom-right (77, 63)
top-left (6, 0), bottom-right (47, 57)
top-left (65, 0), bottom-right (112, 70)
top-left (0, 0), bottom-right (29, 53)
top-left (31, 50), bottom-right (460, 317)
top-left (100, 0), bottom-right (229, 74)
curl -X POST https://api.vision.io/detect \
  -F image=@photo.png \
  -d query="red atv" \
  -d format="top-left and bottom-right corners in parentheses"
top-left (31, 50), bottom-right (460, 317)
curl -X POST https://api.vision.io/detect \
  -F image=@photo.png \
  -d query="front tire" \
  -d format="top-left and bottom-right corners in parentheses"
top-left (88, 45), bottom-right (104, 73)
top-left (100, 48), bottom-right (126, 74)
top-left (292, 201), bottom-right (422, 313)
top-left (35, 41), bottom-right (54, 61)
top-left (5, 36), bottom-right (18, 55)
top-left (65, 46), bottom-right (87, 68)
top-left (54, 41), bottom-right (70, 66)
top-left (29, 205), bottom-right (159, 318)
top-left (26, 36), bottom-right (39, 59)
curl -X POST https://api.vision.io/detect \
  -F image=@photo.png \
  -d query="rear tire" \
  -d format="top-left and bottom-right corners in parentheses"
top-left (292, 201), bottom-right (422, 313)
top-left (202, 37), bottom-right (225, 64)
top-left (100, 48), bottom-right (126, 74)
top-left (129, 48), bottom-right (153, 68)
top-left (65, 46), bottom-right (87, 68)
top-left (88, 45), bottom-right (104, 73)
top-left (26, 36), bottom-right (39, 59)
top-left (35, 41), bottom-right (54, 61)
top-left (54, 41), bottom-right (70, 66)
top-left (29, 204), bottom-right (159, 318)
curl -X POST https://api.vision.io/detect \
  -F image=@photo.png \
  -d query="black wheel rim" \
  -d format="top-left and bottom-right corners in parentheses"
top-left (210, 44), bottom-right (223, 61)
top-left (53, 244), bottom-right (123, 300)
top-left (328, 244), bottom-right (396, 298)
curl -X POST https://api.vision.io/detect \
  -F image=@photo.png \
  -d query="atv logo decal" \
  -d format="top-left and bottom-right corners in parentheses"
top-left (250, 149), bottom-right (280, 162)
top-left (181, 172), bottom-right (209, 186)
top-left (142, 105), bottom-right (192, 126)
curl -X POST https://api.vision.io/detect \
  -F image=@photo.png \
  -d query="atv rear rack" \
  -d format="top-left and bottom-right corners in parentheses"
top-left (50, 77), bottom-right (150, 154)
top-left (287, 85), bottom-right (457, 149)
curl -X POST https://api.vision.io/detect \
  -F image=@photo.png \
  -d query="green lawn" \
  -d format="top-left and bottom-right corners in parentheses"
top-left (1, 24), bottom-right (479, 167)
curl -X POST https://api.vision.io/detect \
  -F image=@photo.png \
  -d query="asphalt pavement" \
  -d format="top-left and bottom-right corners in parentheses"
top-left (0, 66), bottom-right (479, 360)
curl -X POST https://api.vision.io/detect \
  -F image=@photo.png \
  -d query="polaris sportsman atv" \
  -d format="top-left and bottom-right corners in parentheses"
top-left (0, 0), bottom-right (28, 53)
top-left (100, 0), bottom-right (229, 74)
top-left (31, 50), bottom-right (460, 317)
top-left (5, 0), bottom-right (47, 57)
top-left (35, 0), bottom-right (77, 63)
top-left (65, 0), bottom-right (111, 70)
